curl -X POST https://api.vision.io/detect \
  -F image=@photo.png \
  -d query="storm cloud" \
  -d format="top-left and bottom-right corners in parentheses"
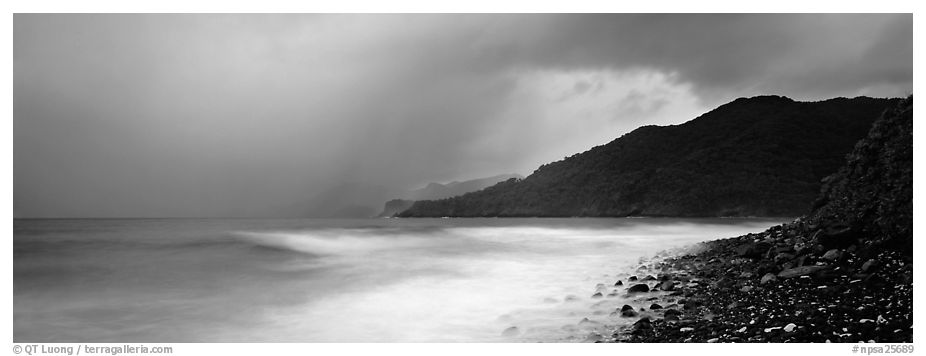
top-left (14, 14), bottom-right (912, 217)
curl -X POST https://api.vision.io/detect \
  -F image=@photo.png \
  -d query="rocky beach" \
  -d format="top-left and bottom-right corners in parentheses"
top-left (598, 97), bottom-right (913, 343)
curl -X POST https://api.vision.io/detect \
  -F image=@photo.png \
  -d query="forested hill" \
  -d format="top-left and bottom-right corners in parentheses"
top-left (397, 96), bottom-right (901, 217)
top-left (807, 96), bottom-right (913, 254)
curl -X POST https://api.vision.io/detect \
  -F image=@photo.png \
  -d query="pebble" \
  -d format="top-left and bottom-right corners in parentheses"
top-left (822, 249), bottom-right (842, 261)
top-left (608, 219), bottom-right (912, 343)
top-left (760, 273), bottom-right (777, 284)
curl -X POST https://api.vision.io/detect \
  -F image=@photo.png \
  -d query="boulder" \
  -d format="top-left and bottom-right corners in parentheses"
top-left (650, 303), bottom-right (663, 310)
top-left (777, 266), bottom-right (827, 279)
top-left (818, 226), bottom-right (859, 249)
top-left (627, 284), bottom-right (650, 293)
top-left (614, 280), bottom-right (623, 286)
top-left (736, 242), bottom-right (771, 259)
top-left (591, 292), bottom-right (603, 299)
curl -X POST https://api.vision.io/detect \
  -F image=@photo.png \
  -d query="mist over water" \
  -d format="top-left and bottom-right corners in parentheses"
top-left (14, 218), bottom-right (786, 342)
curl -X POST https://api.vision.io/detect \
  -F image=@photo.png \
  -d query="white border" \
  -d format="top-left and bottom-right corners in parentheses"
top-left (3, 2), bottom-right (921, 356)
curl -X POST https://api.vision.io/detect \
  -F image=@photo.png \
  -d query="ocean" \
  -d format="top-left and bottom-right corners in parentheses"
top-left (13, 217), bottom-right (786, 342)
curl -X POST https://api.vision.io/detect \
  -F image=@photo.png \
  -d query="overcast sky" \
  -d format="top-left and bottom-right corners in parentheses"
top-left (14, 14), bottom-right (912, 218)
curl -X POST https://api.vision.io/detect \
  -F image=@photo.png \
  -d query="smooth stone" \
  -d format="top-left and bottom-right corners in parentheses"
top-left (760, 273), bottom-right (778, 284)
top-left (861, 259), bottom-right (880, 272)
top-left (822, 249), bottom-right (842, 261)
top-left (633, 317), bottom-right (652, 330)
top-left (627, 283), bottom-right (650, 293)
top-left (778, 266), bottom-right (826, 279)
top-left (775, 252), bottom-right (796, 263)
top-left (664, 309), bottom-right (682, 317)
top-left (819, 226), bottom-right (858, 249)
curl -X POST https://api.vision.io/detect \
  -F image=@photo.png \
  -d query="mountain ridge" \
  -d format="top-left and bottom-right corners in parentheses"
top-left (397, 95), bottom-right (902, 218)
top-left (377, 173), bottom-right (523, 217)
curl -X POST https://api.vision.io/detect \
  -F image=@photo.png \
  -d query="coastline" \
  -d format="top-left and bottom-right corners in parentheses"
top-left (603, 218), bottom-right (913, 343)
top-left (588, 97), bottom-right (914, 343)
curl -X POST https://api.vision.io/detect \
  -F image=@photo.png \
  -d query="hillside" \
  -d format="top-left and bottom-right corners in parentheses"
top-left (398, 96), bottom-right (901, 217)
top-left (405, 174), bottom-right (524, 201)
top-left (619, 96), bottom-right (913, 343)
top-left (807, 96), bottom-right (913, 253)
top-left (377, 174), bottom-right (523, 217)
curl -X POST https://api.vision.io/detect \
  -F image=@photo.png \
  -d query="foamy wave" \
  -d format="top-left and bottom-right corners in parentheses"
top-left (230, 230), bottom-right (441, 257)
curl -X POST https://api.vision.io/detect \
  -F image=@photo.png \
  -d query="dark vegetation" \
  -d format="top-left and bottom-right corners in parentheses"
top-left (377, 174), bottom-right (522, 217)
top-left (398, 96), bottom-right (900, 217)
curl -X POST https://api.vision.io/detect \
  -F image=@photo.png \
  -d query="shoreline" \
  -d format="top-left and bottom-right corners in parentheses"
top-left (599, 218), bottom-right (913, 343)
